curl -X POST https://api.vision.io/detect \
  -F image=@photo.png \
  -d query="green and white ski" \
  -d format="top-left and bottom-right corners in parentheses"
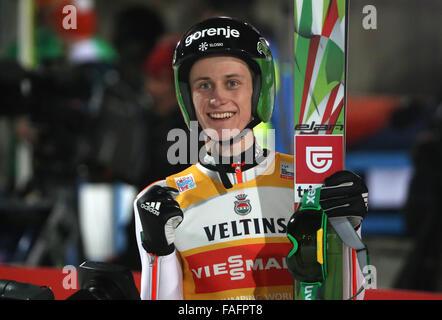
top-left (292, 0), bottom-right (357, 300)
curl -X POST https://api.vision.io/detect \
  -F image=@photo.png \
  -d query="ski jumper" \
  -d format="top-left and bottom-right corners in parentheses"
top-left (134, 148), bottom-right (365, 299)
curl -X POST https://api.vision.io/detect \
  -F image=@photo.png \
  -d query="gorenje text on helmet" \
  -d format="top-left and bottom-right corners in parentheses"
top-left (185, 26), bottom-right (240, 47)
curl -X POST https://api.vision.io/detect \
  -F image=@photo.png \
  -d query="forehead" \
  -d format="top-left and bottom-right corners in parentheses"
top-left (189, 55), bottom-right (251, 79)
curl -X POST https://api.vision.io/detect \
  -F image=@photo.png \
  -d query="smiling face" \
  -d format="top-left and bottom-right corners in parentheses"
top-left (189, 55), bottom-right (253, 141)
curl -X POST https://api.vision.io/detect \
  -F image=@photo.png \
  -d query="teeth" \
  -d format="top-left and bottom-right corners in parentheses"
top-left (209, 112), bottom-right (234, 119)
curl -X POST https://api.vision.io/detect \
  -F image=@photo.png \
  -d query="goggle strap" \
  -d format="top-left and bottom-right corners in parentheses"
top-left (329, 217), bottom-right (368, 267)
top-left (299, 281), bottom-right (322, 300)
top-left (299, 188), bottom-right (322, 211)
top-left (329, 216), bottom-right (370, 300)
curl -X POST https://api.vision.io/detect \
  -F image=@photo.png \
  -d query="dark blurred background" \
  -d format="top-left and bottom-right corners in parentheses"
top-left (0, 0), bottom-right (441, 293)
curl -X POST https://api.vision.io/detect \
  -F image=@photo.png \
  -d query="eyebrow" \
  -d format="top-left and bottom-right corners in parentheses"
top-left (225, 73), bottom-right (244, 78)
top-left (191, 76), bottom-right (210, 84)
top-left (191, 74), bottom-right (245, 84)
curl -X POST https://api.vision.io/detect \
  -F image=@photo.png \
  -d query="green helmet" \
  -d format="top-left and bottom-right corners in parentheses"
top-left (172, 16), bottom-right (276, 130)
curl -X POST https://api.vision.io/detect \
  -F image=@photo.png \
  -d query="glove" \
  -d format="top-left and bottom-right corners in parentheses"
top-left (320, 170), bottom-right (368, 229)
top-left (136, 185), bottom-right (183, 256)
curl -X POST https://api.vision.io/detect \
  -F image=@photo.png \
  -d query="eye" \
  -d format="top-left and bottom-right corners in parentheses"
top-left (227, 80), bottom-right (239, 88)
top-left (198, 82), bottom-right (211, 89)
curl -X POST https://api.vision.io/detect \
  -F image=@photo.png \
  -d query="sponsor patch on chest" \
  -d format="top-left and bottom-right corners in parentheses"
top-left (175, 174), bottom-right (196, 193)
top-left (234, 194), bottom-right (252, 216)
top-left (280, 161), bottom-right (294, 180)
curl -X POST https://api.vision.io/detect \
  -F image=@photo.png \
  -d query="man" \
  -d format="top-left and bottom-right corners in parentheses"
top-left (134, 17), bottom-right (367, 300)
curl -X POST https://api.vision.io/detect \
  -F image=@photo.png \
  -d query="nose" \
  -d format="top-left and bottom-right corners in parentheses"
top-left (209, 86), bottom-right (227, 107)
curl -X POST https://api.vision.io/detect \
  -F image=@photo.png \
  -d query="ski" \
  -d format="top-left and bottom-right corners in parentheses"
top-left (292, 0), bottom-right (354, 299)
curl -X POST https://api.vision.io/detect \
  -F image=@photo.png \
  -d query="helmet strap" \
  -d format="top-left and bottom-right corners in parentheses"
top-left (200, 116), bottom-right (260, 148)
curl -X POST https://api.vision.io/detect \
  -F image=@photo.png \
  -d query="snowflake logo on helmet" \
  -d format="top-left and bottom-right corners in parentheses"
top-left (198, 42), bottom-right (208, 51)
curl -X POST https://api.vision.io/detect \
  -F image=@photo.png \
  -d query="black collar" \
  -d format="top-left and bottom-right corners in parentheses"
top-left (199, 143), bottom-right (269, 189)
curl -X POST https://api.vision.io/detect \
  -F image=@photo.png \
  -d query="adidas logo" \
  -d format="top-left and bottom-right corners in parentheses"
top-left (140, 202), bottom-right (161, 216)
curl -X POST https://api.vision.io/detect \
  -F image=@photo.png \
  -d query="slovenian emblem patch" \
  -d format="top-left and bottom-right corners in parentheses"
top-left (234, 194), bottom-right (252, 216)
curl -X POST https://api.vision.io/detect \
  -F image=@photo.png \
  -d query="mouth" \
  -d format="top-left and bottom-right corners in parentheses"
top-left (208, 112), bottom-right (235, 120)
